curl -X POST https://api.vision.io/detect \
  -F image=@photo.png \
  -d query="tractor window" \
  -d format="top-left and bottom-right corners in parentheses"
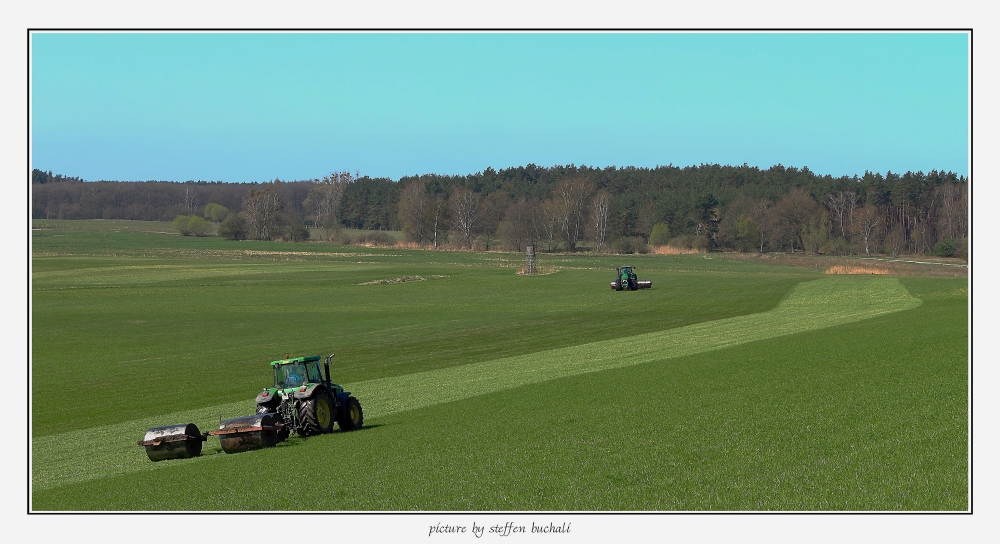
top-left (306, 363), bottom-right (322, 384)
top-left (276, 363), bottom-right (306, 388)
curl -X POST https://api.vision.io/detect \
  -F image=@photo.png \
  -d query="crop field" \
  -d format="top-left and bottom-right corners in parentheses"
top-left (30, 220), bottom-right (968, 511)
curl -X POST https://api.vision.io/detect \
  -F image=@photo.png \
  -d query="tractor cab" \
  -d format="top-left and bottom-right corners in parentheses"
top-left (272, 355), bottom-right (324, 391)
top-left (618, 266), bottom-right (633, 278)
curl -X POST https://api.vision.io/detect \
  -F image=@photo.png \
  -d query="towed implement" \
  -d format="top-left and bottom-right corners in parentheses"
top-left (611, 266), bottom-right (651, 291)
top-left (138, 353), bottom-right (363, 461)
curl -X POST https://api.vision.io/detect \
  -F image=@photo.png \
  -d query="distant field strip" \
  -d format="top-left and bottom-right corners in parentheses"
top-left (32, 276), bottom-right (919, 492)
top-left (31, 262), bottom-right (375, 288)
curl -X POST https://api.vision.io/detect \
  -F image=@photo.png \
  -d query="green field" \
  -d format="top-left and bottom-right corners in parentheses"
top-left (31, 220), bottom-right (968, 511)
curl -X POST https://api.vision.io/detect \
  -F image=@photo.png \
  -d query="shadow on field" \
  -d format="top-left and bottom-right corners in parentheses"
top-left (342, 423), bottom-right (383, 432)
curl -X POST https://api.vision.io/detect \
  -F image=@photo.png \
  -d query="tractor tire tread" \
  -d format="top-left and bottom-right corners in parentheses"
top-left (337, 396), bottom-right (364, 432)
top-left (297, 395), bottom-right (334, 437)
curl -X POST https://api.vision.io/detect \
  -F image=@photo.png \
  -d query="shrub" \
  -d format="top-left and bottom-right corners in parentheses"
top-left (287, 223), bottom-right (310, 242)
top-left (933, 240), bottom-right (956, 257)
top-left (691, 235), bottom-right (711, 252)
top-left (218, 213), bottom-right (247, 240)
top-left (649, 223), bottom-right (672, 246)
top-left (186, 216), bottom-right (212, 237)
top-left (612, 236), bottom-right (649, 254)
top-left (667, 234), bottom-right (694, 249)
top-left (348, 231), bottom-right (396, 247)
top-left (174, 215), bottom-right (213, 237)
top-left (203, 203), bottom-right (230, 223)
top-left (172, 215), bottom-right (192, 236)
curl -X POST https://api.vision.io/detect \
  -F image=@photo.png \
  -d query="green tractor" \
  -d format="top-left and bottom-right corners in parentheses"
top-left (611, 266), bottom-right (652, 291)
top-left (138, 353), bottom-right (363, 461)
top-left (253, 353), bottom-right (364, 439)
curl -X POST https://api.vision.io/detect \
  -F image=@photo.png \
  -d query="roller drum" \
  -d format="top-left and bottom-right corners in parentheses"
top-left (216, 413), bottom-right (281, 454)
top-left (138, 423), bottom-right (205, 462)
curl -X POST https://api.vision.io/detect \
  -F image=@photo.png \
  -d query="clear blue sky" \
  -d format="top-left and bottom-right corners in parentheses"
top-left (30, 32), bottom-right (969, 182)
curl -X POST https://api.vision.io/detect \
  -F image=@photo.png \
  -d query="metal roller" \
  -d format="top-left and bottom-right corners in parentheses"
top-left (211, 413), bottom-right (285, 454)
top-left (637, 280), bottom-right (652, 289)
top-left (138, 423), bottom-right (207, 462)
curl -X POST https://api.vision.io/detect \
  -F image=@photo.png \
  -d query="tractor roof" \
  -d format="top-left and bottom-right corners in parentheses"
top-left (270, 355), bottom-right (321, 367)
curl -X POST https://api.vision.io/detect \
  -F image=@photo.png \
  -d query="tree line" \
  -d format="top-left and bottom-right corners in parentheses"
top-left (30, 163), bottom-right (968, 257)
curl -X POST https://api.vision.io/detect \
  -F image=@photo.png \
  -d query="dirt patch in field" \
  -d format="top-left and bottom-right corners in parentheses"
top-left (516, 265), bottom-right (558, 276)
top-left (358, 275), bottom-right (426, 285)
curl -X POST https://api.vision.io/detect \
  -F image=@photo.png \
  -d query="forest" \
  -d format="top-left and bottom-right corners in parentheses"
top-left (30, 162), bottom-right (969, 258)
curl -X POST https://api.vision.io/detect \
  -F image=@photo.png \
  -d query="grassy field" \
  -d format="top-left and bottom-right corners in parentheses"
top-left (30, 219), bottom-right (968, 511)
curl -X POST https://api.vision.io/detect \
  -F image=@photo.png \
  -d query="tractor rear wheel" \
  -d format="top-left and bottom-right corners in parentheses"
top-left (297, 395), bottom-right (335, 436)
top-left (338, 396), bottom-right (364, 431)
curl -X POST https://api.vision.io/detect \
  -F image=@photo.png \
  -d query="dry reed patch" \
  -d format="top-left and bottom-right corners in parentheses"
top-left (651, 245), bottom-right (704, 255)
top-left (826, 265), bottom-right (890, 275)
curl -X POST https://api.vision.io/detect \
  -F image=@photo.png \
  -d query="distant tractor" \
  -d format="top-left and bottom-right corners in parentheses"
top-left (611, 266), bottom-right (652, 291)
top-left (138, 353), bottom-right (363, 461)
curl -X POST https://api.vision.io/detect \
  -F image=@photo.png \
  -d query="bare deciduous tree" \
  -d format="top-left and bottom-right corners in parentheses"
top-left (431, 198), bottom-right (447, 248)
top-left (885, 226), bottom-right (905, 257)
top-left (936, 183), bottom-right (967, 243)
top-left (825, 191), bottom-right (858, 239)
top-left (852, 204), bottom-right (881, 256)
top-left (750, 199), bottom-right (771, 252)
top-left (538, 198), bottom-right (561, 251)
top-left (182, 186), bottom-right (199, 215)
top-left (477, 192), bottom-right (510, 251)
top-left (303, 171), bottom-right (352, 237)
top-left (551, 177), bottom-right (594, 250)
top-left (397, 180), bottom-right (430, 243)
top-left (498, 198), bottom-right (532, 252)
top-left (449, 187), bottom-right (480, 248)
top-left (589, 191), bottom-right (612, 252)
top-left (766, 188), bottom-right (818, 253)
top-left (243, 188), bottom-right (285, 241)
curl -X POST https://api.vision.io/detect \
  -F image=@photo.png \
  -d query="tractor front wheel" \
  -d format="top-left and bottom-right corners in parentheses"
top-left (338, 396), bottom-right (364, 431)
top-left (297, 395), bottom-right (335, 436)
